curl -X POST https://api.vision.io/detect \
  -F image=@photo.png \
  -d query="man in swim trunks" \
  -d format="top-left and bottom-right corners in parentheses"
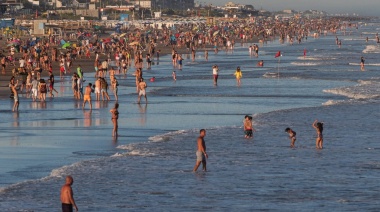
top-left (193, 129), bottom-right (208, 172)
top-left (60, 175), bottom-right (78, 212)
top-left (95, 77), bottom-right (101, 101)
top-left (83, 83), bottom-right (94, 110)
top-left (137, 78), bottom-right (147, 104)
top-left (243, 115), bottom-right (254, 138)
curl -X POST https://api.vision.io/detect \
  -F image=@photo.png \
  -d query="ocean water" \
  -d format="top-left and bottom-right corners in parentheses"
top-left (0, 19), bottom-right (379, 211)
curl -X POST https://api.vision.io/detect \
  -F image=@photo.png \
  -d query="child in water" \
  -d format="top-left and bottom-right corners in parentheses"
top-left (285, 127), bottom-right (296, 148)
top-left (234, 66), bottom-right (242, 86)
top-left (243, 115), bottom-right (255, 138)
top-left (312, 120), bottom-right (324, 149)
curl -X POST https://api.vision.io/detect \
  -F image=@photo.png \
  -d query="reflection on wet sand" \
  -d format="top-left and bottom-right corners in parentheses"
top-left (138, 103), bottom-right (147, 126)
top-left (12, 111), bottom-right (19, 128)
top-left (11, 135), bottom-right (19, 146)
top-left (83, 110), bottom-right (92, 127)
top-left (95, 100), bottom-right (109, 109)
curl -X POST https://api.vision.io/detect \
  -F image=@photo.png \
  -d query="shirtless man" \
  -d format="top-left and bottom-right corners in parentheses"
top-left (243, 115), bottom-right (255, 138)
top-left (133, 68), bottom-right (142, 93)
top-left (60, 175), bottom-right (78, 212)
top-left (83, 83), bottom-right (94, 110)
top-left (193, 129), bottom-right (208, 172)
top-left (94, 77), bottom-right (101, 101)
top-left (137, 78), bottom-right (147, 104)
top-left (100, 78), bottom-right (110, 101)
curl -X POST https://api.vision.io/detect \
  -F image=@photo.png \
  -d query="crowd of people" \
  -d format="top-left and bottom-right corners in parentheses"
top-left (1, 15), bottom-right (371, 211)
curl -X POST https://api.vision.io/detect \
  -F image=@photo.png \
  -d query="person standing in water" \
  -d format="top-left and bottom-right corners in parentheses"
top-left (360, 56), bottom-right (365, 71)
top-left (233, 66), bottom-right (242, 86)
top-left (193, 129), bottom-right (208, 172)
top-left (83, 83), bottom-right (94, 110)
top-left (312, 120), bottom-right (324, 149)
top-left (60, 175), bottom-right (78, 212)
top-left (137, 78), bottom-right (148, 104)
top-left (110, 103), bottom-right (119, 137)
top-left (212, 65), bottom-right (219, 86)
top-left (11, 80), bottom-right (19, 112)
top-left (243, 115), bottom-right (255, 139)
top-left (285, 127), bottom-right (297, 148)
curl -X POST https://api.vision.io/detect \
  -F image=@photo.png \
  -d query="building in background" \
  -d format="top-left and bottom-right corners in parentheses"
top-left (130, 0), bottom-right (194, 10)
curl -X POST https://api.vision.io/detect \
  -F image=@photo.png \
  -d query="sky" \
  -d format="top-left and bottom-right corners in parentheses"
top-left (202, 0), bottom-right (379, 16)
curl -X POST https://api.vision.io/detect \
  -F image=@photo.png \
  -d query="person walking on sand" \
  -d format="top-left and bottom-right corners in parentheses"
top-left (83, 83), bottom-right (94, 110)
top-left (234, 66), bottom-right (242, 86)
top-left (285, 127), bottom-right (297, 148)
top-left (110, 102), bottom-right (119, 137)
top-left (312, 120), bottom-right (324, 149)
top-left (137, 78), bottom-right (147, 104)
top-left (60, 175), bottom-right (78, 212)
top-left (193, 129), bottom-right (208, 172)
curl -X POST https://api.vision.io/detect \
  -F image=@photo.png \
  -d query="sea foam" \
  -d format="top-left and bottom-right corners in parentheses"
top-left (362, 45), bottom-right (380, 53)
top-left (324, 79), bottom-right (380, 99)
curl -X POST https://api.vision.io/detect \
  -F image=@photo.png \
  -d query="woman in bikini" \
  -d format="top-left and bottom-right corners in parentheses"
top-left (110, 103), bottom-right (119, 137)
top-left (312, 120), bottom-right (324, 149)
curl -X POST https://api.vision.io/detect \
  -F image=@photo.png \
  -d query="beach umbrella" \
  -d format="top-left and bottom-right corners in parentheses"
top-left (102, 38), bottom-right (112, 43)
top-left (62, 42), bottom-right (71, 49)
